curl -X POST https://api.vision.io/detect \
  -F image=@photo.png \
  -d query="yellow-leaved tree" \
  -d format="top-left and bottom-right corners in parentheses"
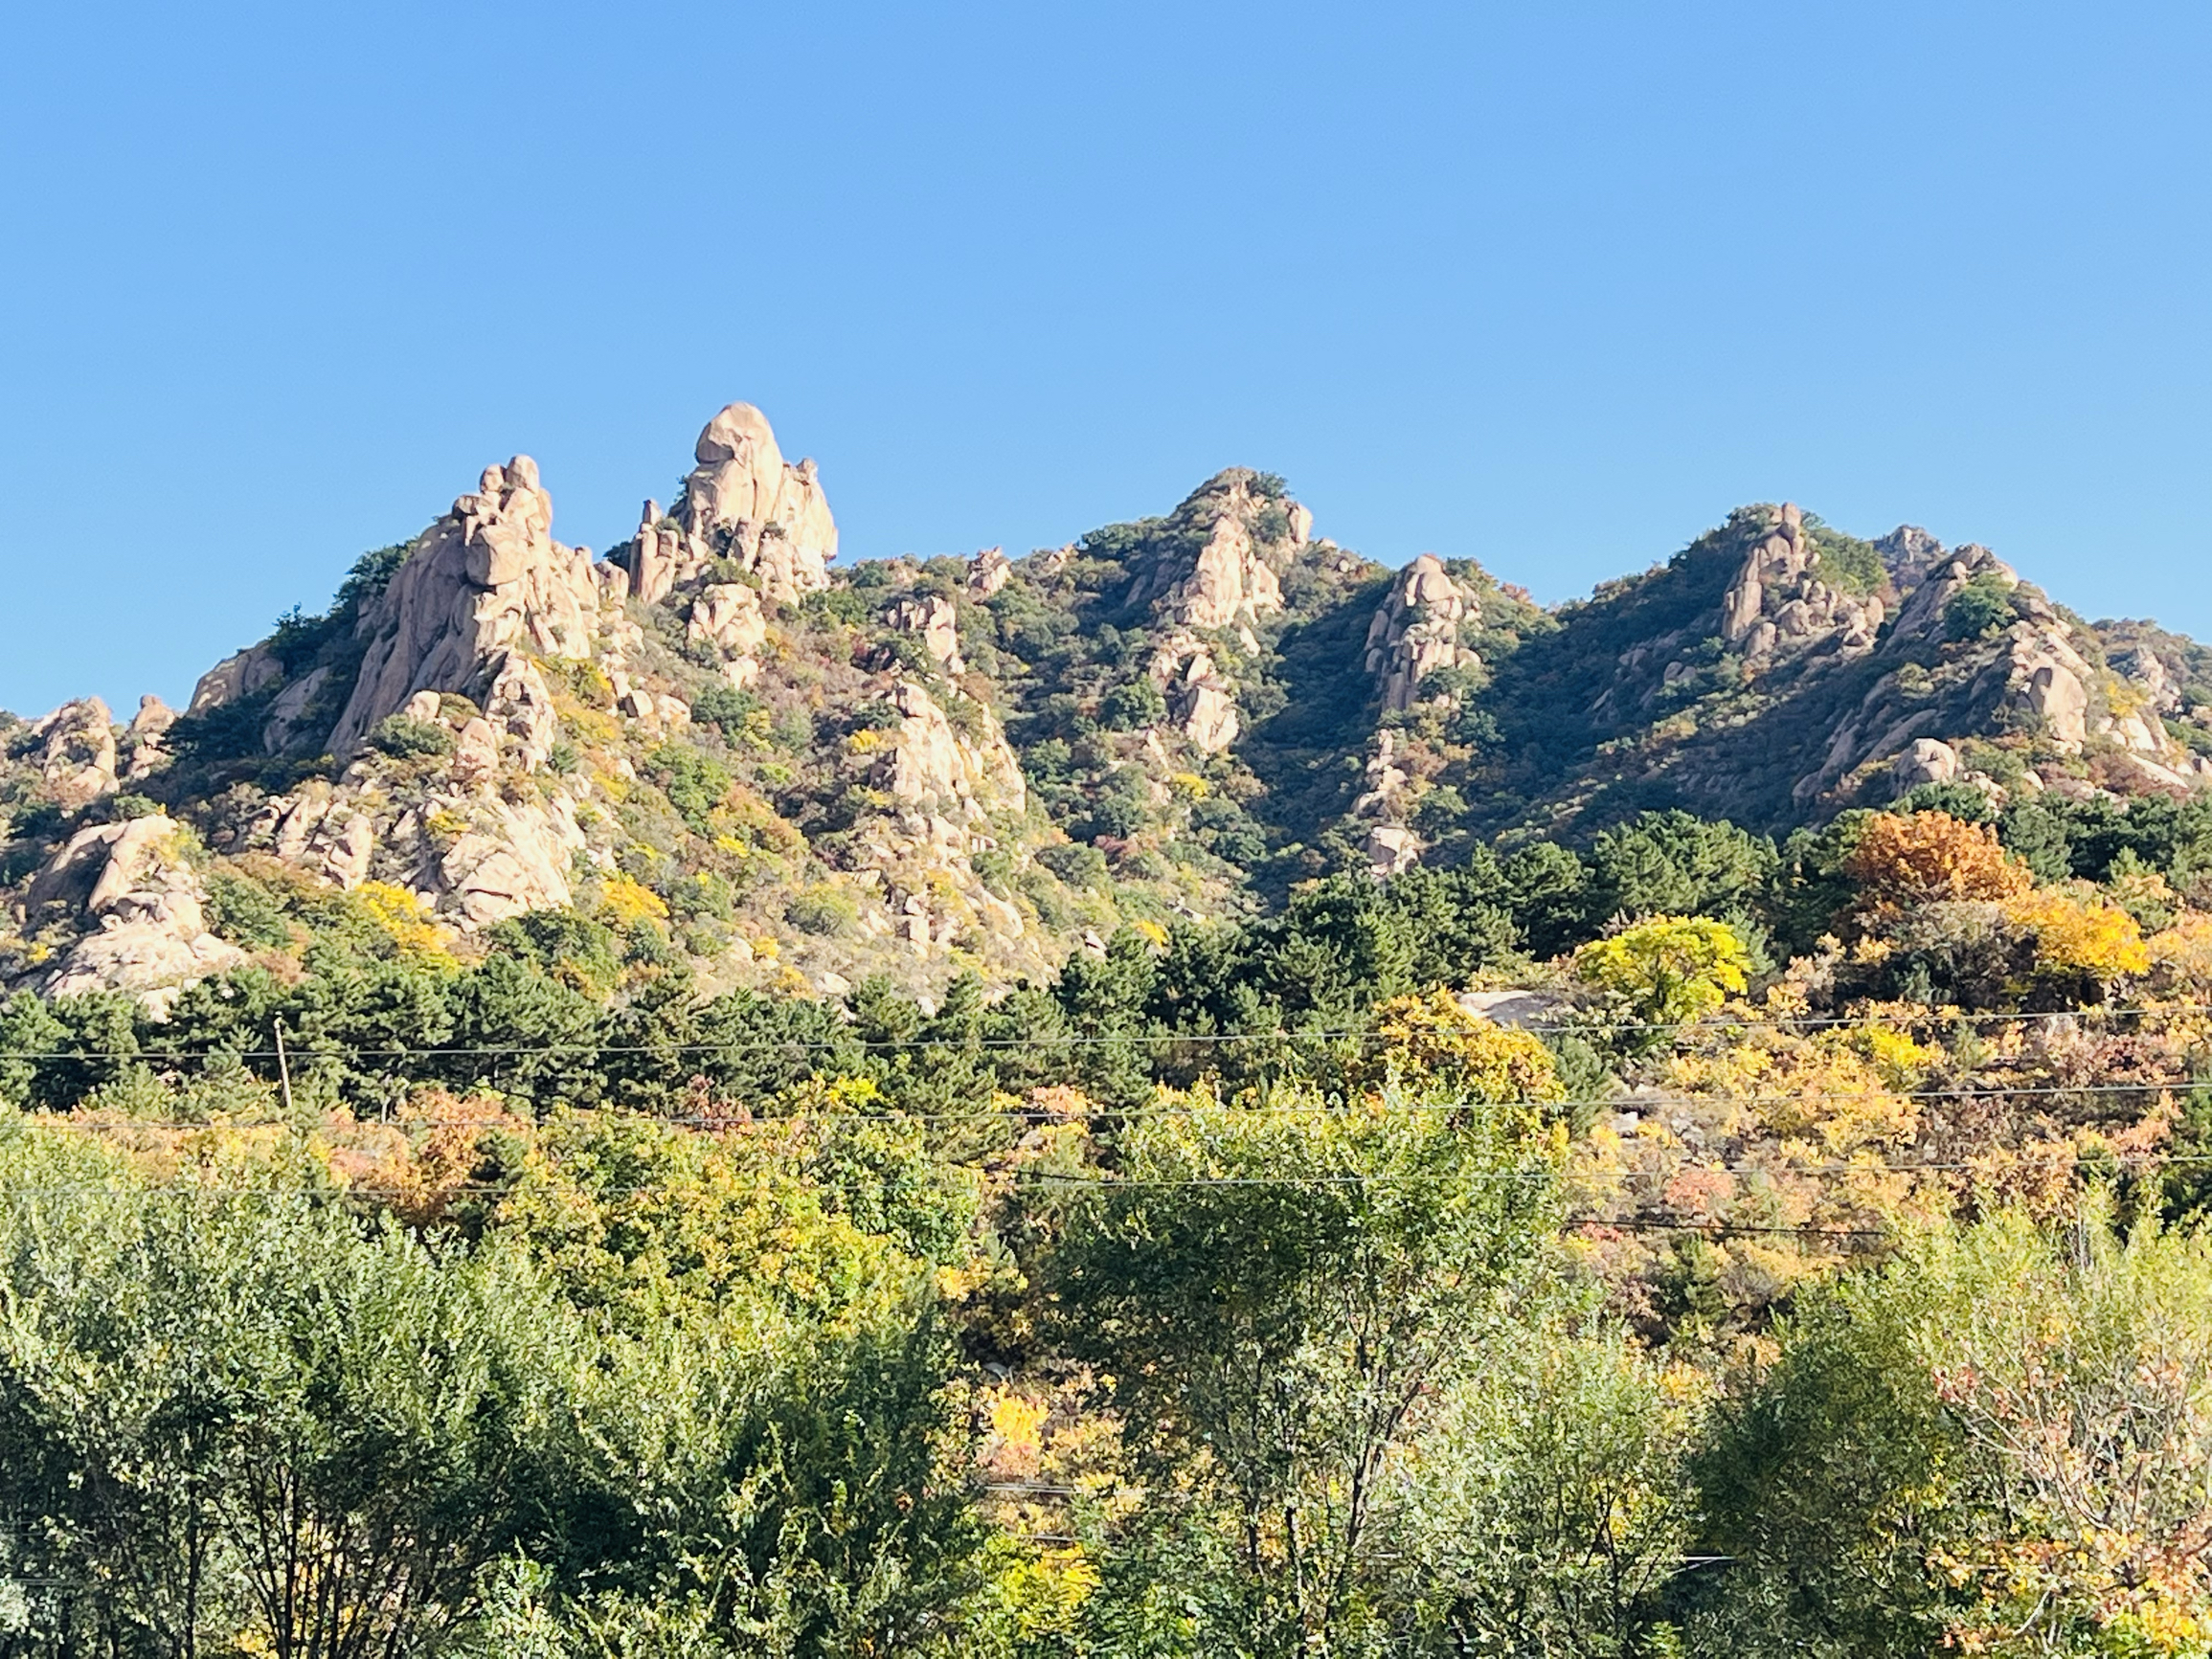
top-left (1574, 915), bottom-right (1751, 1027)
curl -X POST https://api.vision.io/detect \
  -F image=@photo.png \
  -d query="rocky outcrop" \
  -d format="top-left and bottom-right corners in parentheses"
top-left (967, 547), bottom-right (1011, 597)
top-left (1146, 634), bottom-right (1242, 753)
top-left (1885, 544), bottom-right (2037, 646)
top-left (328, 458), bottom-right (598, 756)
top-left (2011, 633), bottom-right (2092, 750)
top-left (1875, 525), bottom-right (1949, 588)
top-left (481, 653), bottom-right (562, 772)
top-left (23, 699), bottom-right (117, 809)
top-left (418, 795), bottom-right (584, 928)
top-left (123, 697), bottom-right (177, 780)
top-left (688, 584), bottom-right (769, 685)
top-left (1120, 472), bottom-right (1305, 630)
top-left (650, 403), bottom-right (838, 606)
top-left (1721, 504), bottom-right (1885, 664)
top-left (253, 786), bottom-right (378, 889)
top-left (873, 682), bottom-right (1025, 819)
top-left (1349, 730), bottom-right (1421, 875)
top-left (24, 817), bottom-right (245, 1008)
top-left (190, 646), bottom-right (282, 713)
top-left (1168, 505), bottom-right (1283, 628)
top-left (1363, 823), bottom-right (1420, 877)
top-left (1366, 555), bottom-right (1471, 711)
top-left (887, 594), bottom-right (964, 674)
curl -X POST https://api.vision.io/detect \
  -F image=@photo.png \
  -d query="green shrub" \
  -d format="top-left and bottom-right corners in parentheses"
top-left (1100, 676), bottom-right (1167, 731)
top-left (1808, 525), bottom-right (1885, 595)
top-left (690, 683), bottom-right (764, 736)
top-left (1038, 843), bottom-right (1111, 891)
top-left (367, 715), bottom-right (454, 759)
top-left (1945, 573), bottom-right (2018, 641)
top-left (644, 744), bottom-right (734, 836)
top-left (785, 886), bottom-right (858, 936)
top-left (202, 866), bottom-right (294, 950)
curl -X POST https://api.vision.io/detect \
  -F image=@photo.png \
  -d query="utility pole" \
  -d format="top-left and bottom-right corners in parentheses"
top-left (274, 1020), bottom-right (295, 1114)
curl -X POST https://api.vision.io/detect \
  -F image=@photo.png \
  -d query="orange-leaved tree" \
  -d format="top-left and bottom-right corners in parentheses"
top-left (1843, 810), bottom-right (2032, 912)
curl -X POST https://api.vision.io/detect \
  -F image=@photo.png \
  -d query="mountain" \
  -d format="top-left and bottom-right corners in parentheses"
top-left (4, 400), bottom-right (2209, 1009)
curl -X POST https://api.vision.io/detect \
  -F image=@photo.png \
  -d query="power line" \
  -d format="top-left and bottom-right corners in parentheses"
top-left (3, 998), bottom-right (2206, 1065)
top-left (11, 1072), bottom-right (2204, 1132)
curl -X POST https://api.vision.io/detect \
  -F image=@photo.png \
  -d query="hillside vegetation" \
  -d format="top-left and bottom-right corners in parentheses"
top-left (3, 404), bottom-right (2212, 1655)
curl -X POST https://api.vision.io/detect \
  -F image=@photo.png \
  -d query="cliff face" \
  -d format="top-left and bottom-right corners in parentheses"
top-left (3, 405), bottom-right (2206, 1009)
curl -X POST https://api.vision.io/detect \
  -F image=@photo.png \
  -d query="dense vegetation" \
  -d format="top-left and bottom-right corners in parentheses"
top-left (9, 459), bottom-right (2212, 1652)
top-left (4, 786), bottom-right (2212, 1655)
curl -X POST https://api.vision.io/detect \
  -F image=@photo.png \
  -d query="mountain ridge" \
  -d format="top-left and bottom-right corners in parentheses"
top-left (5, 399), bottom-right (2209, 1010)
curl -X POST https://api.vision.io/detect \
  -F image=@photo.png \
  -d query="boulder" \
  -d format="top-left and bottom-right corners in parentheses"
top-left (260, 665), bottom-right (333, 753)
top-left (674, 403), bottom-right (839, 605)
top-left (451, 717), bottom-right (501, 784)
top-left (124, 695), bottom-right (178, 780)
top-left (128, 696), bottom-right (177, 740)
top-left (1179, 679), bottom-right (1240, 753)
top-left (482, 652), bottom-right (559, 771)
top-left (2012, 639), bottom-right (2091, 749)
top-left (873, 682), bottom-right (1026, 819)
top-left (688, 583), bottom-right (768, 660)
top-left (1892, 738), bottom-right (1960, 791)
top-left (967, 547), bottom-right (1011, 597)
top-left (1364, 824), bottom-right (1420, 877)
top-left (189, 645), bottom-right (282, 713)
top-left (417, 795), bottom-right (584, 928)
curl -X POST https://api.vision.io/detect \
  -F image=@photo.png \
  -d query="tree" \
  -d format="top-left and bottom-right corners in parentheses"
top-left (1693, 1202), bottom-right (2212, 1657)
top-left (2003, 887), bottom-right (2152, 1000)
top-left (1047, 1082), bottom-right (1566, 1655)
top-left (1573, 915), bottom-right (1750, 1028)
top-left (1843, 810), bottom-right (2031, 911)
top-left (0, 1123), bottom-right (587, 1659)
top-left (1584, 810), bottom-right (1775, 926)
top-left (1384, 1311), bottom-right (1692, 1657)
top-left (1351, 989), bottom-right (1563, 1104)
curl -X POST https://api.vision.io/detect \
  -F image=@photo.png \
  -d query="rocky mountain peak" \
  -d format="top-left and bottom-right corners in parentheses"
top-left (326, 456), bottom-right (598, 757)
top-left (649, 402), bottom-right (840, 606)
top-left (1720, 503), bottom-right (1885, 665)
top-left (6, 411), bottom-right (2209, 1017)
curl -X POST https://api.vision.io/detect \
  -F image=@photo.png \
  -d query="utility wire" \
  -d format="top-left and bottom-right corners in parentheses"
top-left (3, 998), bottom-right (2206, 1065)
top-left (13, 1074), bottom-right (2205, 1132)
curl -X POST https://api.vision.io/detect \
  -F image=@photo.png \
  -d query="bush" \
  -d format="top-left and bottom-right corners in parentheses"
top-left (785, 886), bottom-right (859, 936)
top-left (1807, 524), bottom-right (1885, 594)
top-left (1945, 572), bottom-right (2018, 641)
top-left (644, 744), bottom-right (734, 837)
top-left (1100, 676), bottom-right (1167, 731)
top-left (1038, 843), bottom-right (1111, 891)
top-left (690, 682), bottom-right (764, 736)
top-left (1573, 915), bottom-right (1750, 1026)
top-left (367, 714), bottom-right (454, 759)
top-left (202, 866), bottom-right (294, 950)
top-left (1845, 810), bottom-right (2030, 909)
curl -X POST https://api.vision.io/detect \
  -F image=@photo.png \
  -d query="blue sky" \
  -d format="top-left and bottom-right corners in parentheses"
top-left (4, 1), bottom-right (2207, 716)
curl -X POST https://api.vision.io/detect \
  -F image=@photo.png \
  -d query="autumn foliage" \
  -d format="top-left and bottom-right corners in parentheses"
top-left (1844, 809), bottom-right (2032, 910)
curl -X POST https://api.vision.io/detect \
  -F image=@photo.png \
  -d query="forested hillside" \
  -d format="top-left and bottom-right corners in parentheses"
top-left (4, 403), bottom-right (2212, 1655)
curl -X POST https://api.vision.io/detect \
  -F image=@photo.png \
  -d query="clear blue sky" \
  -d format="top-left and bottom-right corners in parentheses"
top-left (4, 1), bottom-right (2207, 717)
